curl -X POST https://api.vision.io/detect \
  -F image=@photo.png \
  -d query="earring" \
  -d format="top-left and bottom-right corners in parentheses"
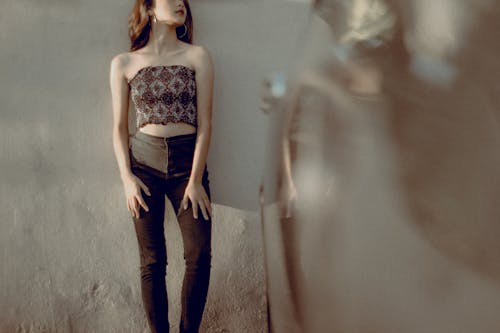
top-left (149, 12), bottom-right (157, 23)
top-left (178, 24), bottom-right (188, 38)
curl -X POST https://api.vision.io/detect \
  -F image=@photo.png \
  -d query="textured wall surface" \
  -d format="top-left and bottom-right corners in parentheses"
top-left (0, 0), bottom-right (310, 332)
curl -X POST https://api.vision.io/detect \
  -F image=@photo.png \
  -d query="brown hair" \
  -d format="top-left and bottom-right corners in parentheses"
top-left (128, 0), bottom-right (193, 51)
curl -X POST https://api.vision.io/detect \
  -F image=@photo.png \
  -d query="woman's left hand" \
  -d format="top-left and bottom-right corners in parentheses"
top-left (181, 181), bottom-right (212, 220)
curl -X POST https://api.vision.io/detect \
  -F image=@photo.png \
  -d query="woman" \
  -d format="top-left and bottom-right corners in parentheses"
top-left (109, 1), bottom-right (214, 332)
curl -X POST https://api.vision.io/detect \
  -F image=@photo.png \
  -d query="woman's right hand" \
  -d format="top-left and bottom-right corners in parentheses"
top-left (122, 173), bottom-right (151, 219)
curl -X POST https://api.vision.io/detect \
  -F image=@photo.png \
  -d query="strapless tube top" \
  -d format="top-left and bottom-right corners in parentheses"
top-left (128, 65), bottom-right (197, 129)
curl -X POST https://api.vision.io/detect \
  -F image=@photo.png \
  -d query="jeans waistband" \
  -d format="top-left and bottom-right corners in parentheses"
top-left (133, 130), bottom-right (197, 148)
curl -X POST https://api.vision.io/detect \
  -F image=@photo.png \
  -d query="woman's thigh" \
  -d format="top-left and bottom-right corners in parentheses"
top-left (131, 165), bottom-right (168, 267)
top-left (166, 175), bottom-right (212, 259)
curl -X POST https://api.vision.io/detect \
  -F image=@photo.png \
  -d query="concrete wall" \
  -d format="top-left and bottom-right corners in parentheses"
top-left (0, 0), bottom-right (310, 332)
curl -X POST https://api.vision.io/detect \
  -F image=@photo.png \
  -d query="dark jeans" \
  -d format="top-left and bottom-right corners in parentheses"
top-left (129, 131), bottom-right (212, 333)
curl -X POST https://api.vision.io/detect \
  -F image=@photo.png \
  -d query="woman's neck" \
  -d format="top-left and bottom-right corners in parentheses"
top-left (147, 22), bottom-right (181, 56)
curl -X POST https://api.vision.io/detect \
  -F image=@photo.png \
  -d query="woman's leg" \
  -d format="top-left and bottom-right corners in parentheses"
top-left (131, 165), bottom-right (170, 333)
top-left (167, 175), bottom-right (212, 333)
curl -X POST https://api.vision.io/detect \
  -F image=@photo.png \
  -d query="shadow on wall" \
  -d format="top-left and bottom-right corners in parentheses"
top-left (193, 0), bottom-right (311, 210)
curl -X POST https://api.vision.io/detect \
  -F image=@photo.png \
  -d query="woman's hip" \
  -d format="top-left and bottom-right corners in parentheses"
top-left (129, 131), bottom-right (207, 179)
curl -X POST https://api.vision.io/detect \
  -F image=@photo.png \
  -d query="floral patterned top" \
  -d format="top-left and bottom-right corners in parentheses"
top-left (128, 65), bottom-right (197, 129)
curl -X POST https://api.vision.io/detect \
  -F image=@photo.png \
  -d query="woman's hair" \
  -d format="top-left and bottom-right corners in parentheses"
top-left (128, 0), bottom-right (193, 51)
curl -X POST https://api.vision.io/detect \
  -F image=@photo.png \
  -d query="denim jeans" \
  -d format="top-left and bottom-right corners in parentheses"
top-left (129, 131), bottom-right (212, 333)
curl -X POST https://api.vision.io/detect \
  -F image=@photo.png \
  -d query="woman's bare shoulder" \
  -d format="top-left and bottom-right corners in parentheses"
top-left (186, 44), bottom-right (213, 71)
top-left (186, 43), bottom-right (210, 57)
top-left (110, 51), bottom-right (135, 71)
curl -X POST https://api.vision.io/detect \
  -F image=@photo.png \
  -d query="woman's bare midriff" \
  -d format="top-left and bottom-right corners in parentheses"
top-left (138, 122), bottom-right (197, 138)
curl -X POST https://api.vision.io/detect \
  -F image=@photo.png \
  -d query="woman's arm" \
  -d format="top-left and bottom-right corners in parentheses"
top-left (182, 46), bottom-right (214, 220)
top-left (110, 54), bottom-right (150, 218)
top-left (110, 54), bottom-right (133, 181)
